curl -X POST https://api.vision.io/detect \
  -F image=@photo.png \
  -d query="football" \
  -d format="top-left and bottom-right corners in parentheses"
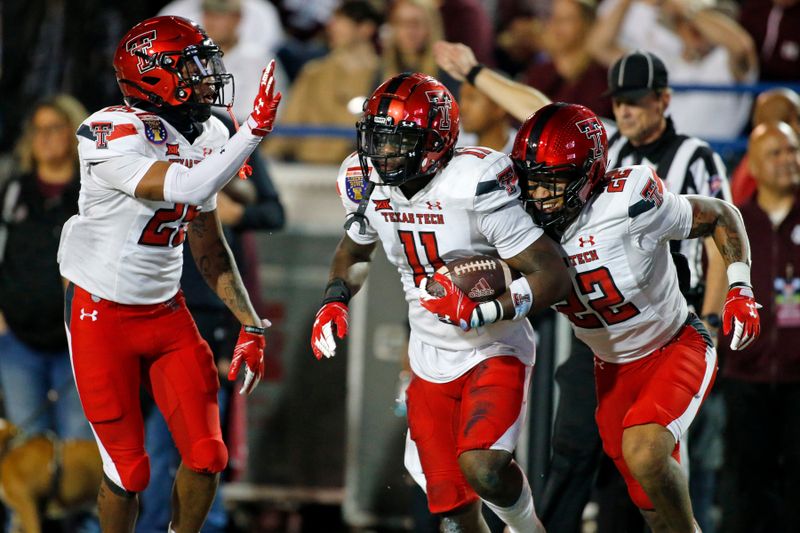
top-left (425, 255), bottom-right (516, 302)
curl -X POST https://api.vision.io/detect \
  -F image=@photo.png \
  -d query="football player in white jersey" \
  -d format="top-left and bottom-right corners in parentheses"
top-left (424, 102), bottom-right (761, 533)
top-left (56, 16), bottom-right (280, 533)
top-left (311, 72), bottom-right (572, 533)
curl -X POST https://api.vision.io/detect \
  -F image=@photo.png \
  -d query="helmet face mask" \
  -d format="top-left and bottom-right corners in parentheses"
top-left (114, 17), bottom-right (234, 117)
top-left (357, 72), bottom-right (459, 187)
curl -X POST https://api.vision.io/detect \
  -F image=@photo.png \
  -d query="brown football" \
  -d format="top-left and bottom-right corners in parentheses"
top-left (425, 255), bottom-right (516, 302)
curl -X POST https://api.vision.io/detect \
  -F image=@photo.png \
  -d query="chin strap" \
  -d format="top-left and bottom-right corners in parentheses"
top-left (344, 180), bottom-right (376, 235)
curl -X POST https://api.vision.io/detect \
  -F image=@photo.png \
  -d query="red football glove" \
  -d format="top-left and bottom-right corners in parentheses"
top-left (227, 320), bottom-right (269, 395)
top-left (246, 59), bottom-right (282, 136)
top-left (419, 273), bottom-right (478, 331)
top-left (721, 285), bottom-right (762, 351)
top-left (311, 302), bottom-right (349, 359)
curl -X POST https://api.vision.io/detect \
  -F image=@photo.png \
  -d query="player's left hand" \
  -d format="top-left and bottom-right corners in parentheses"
top-left (419, 273), bottom-right (478, 331)
top-left (228, 319), bottom-right (270, 394)
top-left (722, 284), bottom-right (761, 351)
top-left (246, 60), bottom-right (282, 136)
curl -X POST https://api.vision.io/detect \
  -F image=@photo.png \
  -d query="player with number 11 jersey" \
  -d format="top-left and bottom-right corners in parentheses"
top-left (312, 73), bottom-right (571, 532)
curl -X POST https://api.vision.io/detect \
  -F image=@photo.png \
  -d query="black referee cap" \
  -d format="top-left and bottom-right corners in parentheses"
top-left (605, 50), bottom-right (669, 99)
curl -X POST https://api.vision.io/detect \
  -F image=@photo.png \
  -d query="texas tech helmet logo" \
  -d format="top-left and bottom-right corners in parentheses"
top-left (425, 90), bottom-right (452, 130)
top-left (125, 30), bottom-right (158, 74)
top-left (575, 117), bottom-right (604, 160)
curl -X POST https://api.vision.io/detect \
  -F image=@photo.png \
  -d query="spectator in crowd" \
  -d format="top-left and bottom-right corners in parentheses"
top-left (493, 8), bottom-right (543, 79)
top-left (524, 0), bottom-right (612, 118)
top-left (265, 0), bottom-right (382, 164)
top-left (158, 0), bottom-right (284, 68)
top-left (589, 0), bottom-right (758, 141)
top-left (739, 0), bottom-right (800, 82)
top-left (381, 0), bottom-right (458, 94)
top-left (718, 120), bottom-right (800, 533)
top-left (136, 114), bottom-right (285, 533)
top-left (437, 0), bottom-right (495, 66)
top-left (0, 1), bottom-right (160, 152)
top-left (158, 0), bottom-right (288, 123)
top-left (0, 94), bottom-right (98, 531)
top-left (730, 88), bottom-right (800, 205)
top-left (456, 82), bottom-right (516, 152)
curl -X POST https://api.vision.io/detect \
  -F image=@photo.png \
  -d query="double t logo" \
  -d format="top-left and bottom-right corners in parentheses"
top-left (125, 29), bottom-right (158, 74)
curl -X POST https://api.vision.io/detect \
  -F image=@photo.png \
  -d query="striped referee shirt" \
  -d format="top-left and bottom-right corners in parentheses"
top-left (606, 117), bottom-right (732, 303)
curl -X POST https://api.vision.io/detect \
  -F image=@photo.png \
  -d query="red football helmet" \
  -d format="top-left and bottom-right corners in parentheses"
top-left (113, 16), bottom-right (232, 110)
top-left (357, 72), bottom-right (459, 186)
top-left (511, 102), bottom-right (608, 233)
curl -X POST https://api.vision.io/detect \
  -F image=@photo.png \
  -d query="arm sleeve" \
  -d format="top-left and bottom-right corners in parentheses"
top-left (162, 124), bottom-right (262, 205)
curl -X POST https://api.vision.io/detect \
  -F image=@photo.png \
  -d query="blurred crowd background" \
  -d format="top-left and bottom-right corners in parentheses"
top-left (0, 0), bottom-right (798, 532)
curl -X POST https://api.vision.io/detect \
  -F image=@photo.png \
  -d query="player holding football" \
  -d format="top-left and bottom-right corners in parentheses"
top-left (57, 16), bottom-right (280, 533)
top-left (423, 102), bottom-right (760, 533)
top-left (311, 72), bottom-right (571, 533)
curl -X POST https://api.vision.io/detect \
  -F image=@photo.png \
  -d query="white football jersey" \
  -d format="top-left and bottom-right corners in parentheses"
top-left (337, 147), bottom-right (543, 383)
top-left (58, 105), bottom-right (228, 305)
top-left (555, 165), bottom-right (693, 363)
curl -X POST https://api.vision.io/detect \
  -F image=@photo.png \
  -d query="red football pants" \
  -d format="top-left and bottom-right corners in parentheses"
top-left (65, 282), bottom-right (226, 492)
top-left (595, 316), bottom-right (717, 509)
top-left (405, 356), bottom-right (530, 514)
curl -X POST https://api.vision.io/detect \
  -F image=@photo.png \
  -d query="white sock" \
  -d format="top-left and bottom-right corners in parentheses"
top-left (482, 473), bottom-right (545, 533)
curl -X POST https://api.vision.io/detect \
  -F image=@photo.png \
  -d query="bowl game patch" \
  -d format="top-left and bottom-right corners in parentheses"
top-left (345, 166), bottom-right (369, 203)
top-left (141, 115), bottom-right (167, 144)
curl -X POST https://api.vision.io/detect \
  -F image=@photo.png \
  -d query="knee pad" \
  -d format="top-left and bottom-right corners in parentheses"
top-left (107, 453), bottom-right (150, 494)
top-left (186, 437), bottom-right (228, 474)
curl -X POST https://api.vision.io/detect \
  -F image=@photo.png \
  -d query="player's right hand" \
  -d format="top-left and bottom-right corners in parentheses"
top-left (311, 302), bottom-right (349, 359)
top-left (246, 59), bottom-right (282, 136)
top-left (432, 41), bottom-right (478, 82)
top-left (722, 284), bottom-right (762, 351)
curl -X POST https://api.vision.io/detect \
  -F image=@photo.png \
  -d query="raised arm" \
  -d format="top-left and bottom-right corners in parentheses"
top-left (134, 61), bottom-right (281, 202)
top-left (585, 0), bottom-right (632, 67)
top-left (433, 41), bottom-right (551, 122)
top-left (663, 0), bottom-right (757, 81)
top-left (311, 235), bottom-right (377, 360)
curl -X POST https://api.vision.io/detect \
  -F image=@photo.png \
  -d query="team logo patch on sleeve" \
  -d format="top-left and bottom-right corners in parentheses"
top-left (90, 122), bottom-right (114, 149)
top-left (140, 115), bottom-right (167, 144)
top-left (345, 166), bottom-right (368, 203)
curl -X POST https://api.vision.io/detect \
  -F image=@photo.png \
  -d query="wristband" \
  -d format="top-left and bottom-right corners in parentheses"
top-left (727, 262), bottom-right (751, 288)
top-left (509, 277), bottom-right (534, 320)
top-left (243, 324), bottom-right (266, 335)
top-left (322, 278), bottom-right (352, 305)
top-left (465, 64), bottom-right (485, 85)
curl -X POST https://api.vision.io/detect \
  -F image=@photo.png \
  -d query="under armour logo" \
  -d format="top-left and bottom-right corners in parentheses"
top-left (594, 359), bottom-right (605, 370)
top-left (426, 201), bottom-right (442, 210)
top-left (578, 236), bottom-right (595, 248)
top-left (746, 302), bottom-right (758, 318)
top-left (80, 308), bottom-right (98, 321)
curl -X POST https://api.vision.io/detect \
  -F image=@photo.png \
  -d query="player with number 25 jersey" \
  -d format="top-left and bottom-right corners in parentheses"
top-left (56, 16), bottom-right (281, 531)
top-left (311, 73), bottom-right (571, 532)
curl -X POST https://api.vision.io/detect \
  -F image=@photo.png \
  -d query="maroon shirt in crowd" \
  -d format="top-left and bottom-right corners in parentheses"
top-left (740, 0), bottom-right (800, 81)
top-left (439, 0), bottom-right (495, 67)
top-left (525, 59), bottom-right (613, 119)
top-left (719, 193), bottom-right (800, 383)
